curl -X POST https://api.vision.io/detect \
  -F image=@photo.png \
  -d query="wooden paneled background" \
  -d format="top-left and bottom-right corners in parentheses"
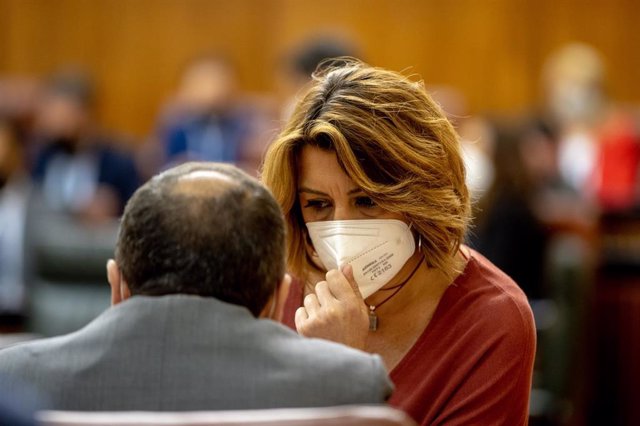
top-left (1, 0), bottom-right (638, 138)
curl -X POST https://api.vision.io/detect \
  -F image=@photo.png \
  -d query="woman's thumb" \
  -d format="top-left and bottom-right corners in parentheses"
top-left (341, 263), bottom-right (363, 300)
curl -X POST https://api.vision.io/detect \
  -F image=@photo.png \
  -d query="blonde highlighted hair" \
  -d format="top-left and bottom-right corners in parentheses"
top-left (261, 59), bottom-right (470, 282)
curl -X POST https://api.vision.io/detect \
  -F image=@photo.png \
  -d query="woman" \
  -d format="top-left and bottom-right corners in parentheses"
top-left (261, 59), bottom-right (535, 425)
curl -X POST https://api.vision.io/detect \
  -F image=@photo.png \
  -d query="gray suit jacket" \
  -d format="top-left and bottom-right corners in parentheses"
top-left (0, 295), bottom-right (392, 410)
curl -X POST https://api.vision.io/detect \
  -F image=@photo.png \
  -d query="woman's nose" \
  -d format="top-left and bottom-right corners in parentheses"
top-left (332, 205), bottom-right (355, 221)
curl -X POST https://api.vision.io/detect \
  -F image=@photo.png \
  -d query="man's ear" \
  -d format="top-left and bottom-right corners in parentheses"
top-left (275, 273), bottom-right (292, 322)
top-left (107, 259), bottom-right (131, 306)
top-left (258, 273), bottom-right (292, 321)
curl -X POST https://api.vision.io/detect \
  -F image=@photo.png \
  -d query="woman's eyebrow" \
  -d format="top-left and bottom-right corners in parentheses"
top-left (298, 187), bottom-right (327, 196)
top-left (298, 187), bottom-right (364, 195)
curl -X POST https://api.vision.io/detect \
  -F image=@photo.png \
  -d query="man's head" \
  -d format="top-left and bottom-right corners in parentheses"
top-left (107, 162), bottom-right (287, 317)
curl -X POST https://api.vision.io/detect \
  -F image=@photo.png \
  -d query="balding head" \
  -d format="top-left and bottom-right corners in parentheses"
top-left (115, 162), bottom-right (286, 316)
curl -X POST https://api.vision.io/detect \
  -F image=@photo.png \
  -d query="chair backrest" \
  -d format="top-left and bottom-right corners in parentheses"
top-left (25, 197), bottom-right (117, 336)
top-left (37, 405), bottom-right (416, 426)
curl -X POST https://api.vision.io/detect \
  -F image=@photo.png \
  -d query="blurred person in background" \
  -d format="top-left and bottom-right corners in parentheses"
top-left (262, 59), bottom-right (536, 425)
top-left (458, 116), bottom-right (496, 203)
top-left (542, 43), bottom-right (606, 200)
top-left (0, 162), bottom-right (392, 410)
top-left (428, 85), bottom-right (496, 202)
top-left (543, 44), bottom-right (640, 426)
top-left (469, 119), bottom-right (555, 300)
top-left (543, 42), bottom-right (640, 212)
top-left (30, 68), bottom-right (140, 222)
top-left (277, 37), bottom-right (358, 121)
top-left (0, 117), bottom-right (31, 330)
top-left (468, 117), bottom-right (599, 424)
top-left (156, 54), bottom-right (255, 170)
top-left (0, 77), bottom-right (41, 138)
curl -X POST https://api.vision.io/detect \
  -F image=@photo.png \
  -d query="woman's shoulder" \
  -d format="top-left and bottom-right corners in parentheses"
top-left (459, 246), bottom-right (531, 308)
top-left (395, 246), bottom-right (536, 383)
top-left (444, 246), bottom-right (535, 342)
top-left (392, 247), bottom-right (536, 425)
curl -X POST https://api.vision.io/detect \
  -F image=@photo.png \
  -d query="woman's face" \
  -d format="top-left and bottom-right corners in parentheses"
top-left (297, 145), bottom-right (404, 223)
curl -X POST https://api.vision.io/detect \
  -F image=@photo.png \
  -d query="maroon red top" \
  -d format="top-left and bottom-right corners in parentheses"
top-left (282, 248), bottom-right (536, 426)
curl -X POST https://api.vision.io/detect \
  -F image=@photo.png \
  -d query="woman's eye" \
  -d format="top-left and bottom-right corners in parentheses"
top-left (355, 196), bottom-right (377, 208)
top-left (303, 199), bottom-right (331, 210)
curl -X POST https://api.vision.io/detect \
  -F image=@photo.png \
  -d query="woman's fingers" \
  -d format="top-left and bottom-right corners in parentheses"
top-left (314, 280), bottom-right (335, 306)
top-left (291, 268), bottom-right (368, 349)
top-left (294, 306), bottom-right (309, 333)
top-left (340, 264), bottom-right (364, 300)
top-left (303, 292), bottom-right (320, 315)
top-left (325, 266), bottom-right (363, 301)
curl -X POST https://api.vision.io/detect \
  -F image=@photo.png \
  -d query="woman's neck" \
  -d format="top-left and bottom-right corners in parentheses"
top-left (365, 249), bottom-right (467, 317)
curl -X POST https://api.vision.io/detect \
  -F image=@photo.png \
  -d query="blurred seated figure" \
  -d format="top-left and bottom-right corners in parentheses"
top-left (30, 69), bottom-right (140, 222)
top-left (0, 117), bottom-right (31, 329)
top-left (158, 55), bottom-right (253, 168)
top-left (542, 43), bottom-right (605, 201)
top-left (428, 86), bottom-right (496, 202)
top-left (470, 118), bottom-right (598, 424)
top-left (458, 116), bottom-right (496, 203)
top-left (469, 120), bottom-right (552, 300)
top-left (0, 162), bottom-right (392, 411)
top-left (470, 117), bottom-right (595, 295)
top-left (542, 42), bottom-right (640, 213)
top-left (0, 77), bottom-right (41, 135)
top-left (277, 37), bottom-right (358, 121)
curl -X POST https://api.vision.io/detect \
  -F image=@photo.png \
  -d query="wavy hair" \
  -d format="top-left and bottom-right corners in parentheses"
top-left (261, 59), bottom-right (470, 283)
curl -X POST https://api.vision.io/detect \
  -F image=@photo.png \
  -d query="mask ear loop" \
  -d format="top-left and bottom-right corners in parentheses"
top-left (409, 222), bottom-right (423, 254)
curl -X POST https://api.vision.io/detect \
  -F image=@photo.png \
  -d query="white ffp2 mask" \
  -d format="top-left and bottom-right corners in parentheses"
top-left (306, 219), bottom-right (416, 298)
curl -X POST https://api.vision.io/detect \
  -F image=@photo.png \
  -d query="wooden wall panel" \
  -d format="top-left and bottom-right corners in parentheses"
top-left (0, 0), bottom-right (638, 137)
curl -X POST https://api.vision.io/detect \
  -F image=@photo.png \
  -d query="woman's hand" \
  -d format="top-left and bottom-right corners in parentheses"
top-left (294, 264), bottom-right (369, 350)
